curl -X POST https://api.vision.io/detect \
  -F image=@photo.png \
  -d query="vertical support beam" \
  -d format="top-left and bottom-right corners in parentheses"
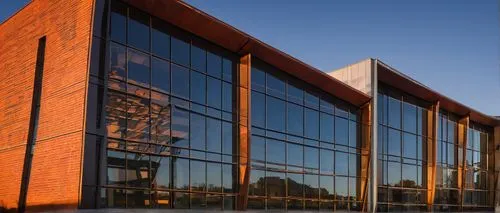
top-left (236, 54), bottom-right (251, 210)
top-left (494, 126), bottom-right (500, 210)
top-left (457, 115), bottom-right (469, 209)
top-left (360, 102), bottom-right (372, 212)
top-left (426, 101), bottom-right (439, 210)
top-left (368, 58), bottom-right (377, 213)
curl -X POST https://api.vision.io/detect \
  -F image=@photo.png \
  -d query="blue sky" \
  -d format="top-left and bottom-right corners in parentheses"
top-left (1, 0), bottom-right (498, 115)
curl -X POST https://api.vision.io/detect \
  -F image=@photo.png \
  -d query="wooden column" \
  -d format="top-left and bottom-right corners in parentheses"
top-left (493, 126), bottom-right (500, 209)
top-left (236, 54), bottom-right (251, 210)
top-left (426, 101), bottom-right (439, 210)
top-left (360, 102), bottom-right (372, 212)
top-left (457, 115), bottom-right (469, 209)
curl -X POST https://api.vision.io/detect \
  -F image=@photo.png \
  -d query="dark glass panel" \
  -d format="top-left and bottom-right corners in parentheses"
top-left (402, 102), bottom-right (417, 133)
top-left (109, 43), bottom-right (126, 80)
top-left (320, 96), bottom-right (335, 114)
top-left (287, 82), bottom-right (303, 105)
top-left (267, 199), bottom-right (285, 210)
top-left (171, 37), bottom-right (190, 67)
top-left (151, 57), bottom-right (170, 93)
top-left (349, 121), bottom-right (359, 148)
top-left (287, 173), bottom-right (303, 197)
top-left (403, 133), bottom-right (417, 159)
top-left (107, 150), bottom-right (126, 185)
top-left (348, 177), bottom-right (359, 201)
top-left (171, 64), bottom-right (189, 98)
top-left (447, 120), bottom-right (456, 143)
top-left (320, 175), bottom-right (334, 200)
top-left (288, 199), bottom-right (304, 210)
top-left (304, 146), bottom-right (319, 173)
top-left (110, 0), bottom-right (126, 43)
top-left (207, 118), bottom-right (222, 153)
top-left (349, 154), bottom-right (359, 177)
top-left (320, 149), bottom-right (334, 175)
top-left (287, 143), bottom-right (303, 168)
top-left (247, 198), bottom-right (265, 209)
top-left (189, 113), bottom-right (205, 150)
top-left (402, 164), bottom-right (417, 188)
top-left (222, 164), bottom-right (234, 193)
top-left (388, 96), bottom-right (401, 129)
top-left (304, 108), bottom-right (319, 139)
top-left (126, 152), bottom-right (149, 188)
top-left (150, 92), bottom-right (170, 144)
top-left (251, 91), bottom-right (265, 128)
top-left (266, 72), bottom-right (285, 98)
top-left (251, 67), bottom-right (265, 92)
top-left (305, 91), bottom-right (319, 109)
top-left (388, 128), bottom-right (401, 156)
top-left (106, 90), bottom-right (127, 139)
top-left (128, 8), bottom-right (150, 51)
top-left (207, 77), bottom-right (222, 109)
top-left (320, 113), bottom-right (334, 142)
top-left (173, 192), bottom-right (189, 208)
top-left (267, 139), bottom-right (285, 169)
top-left (191, 45), bottom-right (206, 72)
top-left (335, 117), bottom-right (349, 146)
top-left (448, 143), bottom-right (456, 167)
top-left (190, 71), bottom-right (206, 104)
top-left (418, 107), bottom-right (428, 136)
top-left (126, 190), bottom-right (151, 208)
top-left (190, 160), bottom-right (206, 191)
top-left (151, 18), bottom-right (170, 59)
top-left (387, 161), bottom-right (401, 186)
top-left (222, 121), bottom-right (233, 155)
top-left (251, 136), bottom-right (265, 167)
top-left (152, 191), bottom-right (170, 208)
top-left (335, 102), bottom-right (349, 118)
top-left (222, 82), bottom-right (232, 112)
top-left (267, 171), bottom-right (286, 197)
top-left (151, 156), bottom-right (170, 189)
top-left (126, 94), bottom-right (149, 142)
top-left (171, 99), bottom-right (189, 147)
top-left (223, 196), bottom-right (234, 210)
top-left (173, 158), bottom-right (189, 190)
top-left (207, 52), bottom-right (222, 78)
top-left (335, 151), bottom-right (348, 176)
top-left (287, 103), bottom-right (303, 136)
top-left (266, 96), bottom-right (285, 132)
top-left (190, 193), bottom-right (206, 209)
top-left (304, 174), bottom-right (319, 199)
top-left (206, 194), bottom-right (222, 210)
top-left (335, 176), bottom-right (348, 200)
top-left (127, 49), bottom-right (150, 87)
top-left (222, 58), bottom-right (233, 82)
top-left (378, 93), bottom-right (386, 124)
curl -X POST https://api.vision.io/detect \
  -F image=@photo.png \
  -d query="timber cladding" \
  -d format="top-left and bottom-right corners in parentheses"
top-left (0, 0), bottom-right (94, 211)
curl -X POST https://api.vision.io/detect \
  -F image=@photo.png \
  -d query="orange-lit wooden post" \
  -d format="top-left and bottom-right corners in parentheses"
top-left (457, 115), bottom-right (469, 210)
top-left (360, 102), bottom-right (371, 212)
top-left (236, 54), bottom-right (251, 210)
top-left (426, 101), bottom-right (439, 210)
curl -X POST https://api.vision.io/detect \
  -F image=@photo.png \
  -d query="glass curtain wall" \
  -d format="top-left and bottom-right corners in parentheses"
top-left (249, 59), bottom-right (364, 211)
top-left (102, 0), bottom-right (238, 209)
top-left (377, 86), bottom-right (429, 211)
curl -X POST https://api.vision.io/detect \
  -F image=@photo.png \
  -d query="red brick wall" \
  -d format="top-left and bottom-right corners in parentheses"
top-left (0, 0), bottom-right (94, 210)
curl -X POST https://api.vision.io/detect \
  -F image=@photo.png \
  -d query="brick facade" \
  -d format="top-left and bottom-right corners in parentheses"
top-left (0, 0), bottom-right (93, 210)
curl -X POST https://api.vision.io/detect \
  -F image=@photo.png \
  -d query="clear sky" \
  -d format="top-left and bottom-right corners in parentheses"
top-left (1, 0), bottom-right (499, 115)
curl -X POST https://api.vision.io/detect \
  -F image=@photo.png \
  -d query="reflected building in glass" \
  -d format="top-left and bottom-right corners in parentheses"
top-left (1, 0), bottom-right (499, 212)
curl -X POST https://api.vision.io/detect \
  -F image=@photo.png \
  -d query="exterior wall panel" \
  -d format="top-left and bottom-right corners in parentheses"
top-left (329, 59), bottom-right (372, 96)
top-left (0, 0), bottom-right (94, 210)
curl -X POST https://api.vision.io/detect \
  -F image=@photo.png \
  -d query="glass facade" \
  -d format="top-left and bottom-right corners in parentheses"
top-left (100, 0), bottom-right (238, 209)
top-left (80, 0), bottom-right (497, 211)
top-left (249, 59), bottom-right (365, 211)
top-left (377, 85), bottom-right (429, 211)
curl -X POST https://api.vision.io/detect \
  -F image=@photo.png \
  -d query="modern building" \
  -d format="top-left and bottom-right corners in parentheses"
top-left (0, 0), bottom-right (498, 212)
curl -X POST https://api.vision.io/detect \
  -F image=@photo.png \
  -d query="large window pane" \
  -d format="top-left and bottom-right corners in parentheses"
top-left (287, 173), bottom-right (303, 197)
top-left (304, 109), bottom-right (319, 139)
top-left (127, 49), bottom-right (150, 87)
top-left (191, 160), bottom-right (206, 191)
top-left (207, 77), bottom-right (222, 109)
top-left (349, 121), bottom-right (359, 148)
top-left (151, 57), bottom-right (170, 93)
top-left (174, 158), bottom-right (189, 190)
top-left (304, 174), bottom-right (319, 199)
top-left (388, 128), bottom-right (401, 156)
top-left (222, 121), bottom-right (233, 155)
top-left (128, 8), bottom-right (150, 51)
top-left (403, 102), bottom-right (417, 133)
top-left (207, 52), bottom-right (222, 78)
top-left (171, 64), bottom-right (189, 98)
top-left (207, 118), bottom-right (222, 153)
top-left (107, 150), bottom-right (126, 185)
top-left (222, 58), bottom-right (233, 82)
top-left (106, 90), bottom-right (127, 139)
top-left (251, 91), bottom-right (265, 128)
top-left (305, 91), bottom-right (319, 109)
top-left (267, 139), bottom-right (285, 169)
top-left (110, 1), bottom-right (126, 43)
top-left (287, 143), bottom-right (303, 168)
top-left (388, 97), bottom-right (401, 129)
top-left (190, 71), bottom-right (206, 104)
top-left (403, 133), bottom-right (417, 159)
top-left (287, 103), bottom-right (303, 136)
top-left (151, 18), bottom-right (170, 59)
top-left (222, 164), bottom-right (234, 193)
top-left (171, 99), bottom-right (189, 147)
top-left (171, 37), bottom-right (190, 67)
top-left (335, 176), bottom-right (348, 200)
top-left (251, 67), bottom-right (265, 92)
top-left (287, 83), bottom-right (303, 104)
top-left (266, 72), bottom-right (285, 98)
top-left (402, 164), bottom-right (417, 188)
top-left (151, 156), bottom-right (170, 189)
top-left (222, 82), bottom-right (232, 112)
top-left (267, 172), bottom-right (285, 197)
top-left (109, 43), bottom-right (126, 80)
top-left (320, 175), bottom-right (334, 200)
top-left (251, 136), bottom-right (265, 166)
top-left (387, 162), bottom-right (401, 186)
top-left (304, 147), bottom-right (319, 172)
top-left (151, 92), bottom-right (170, 144)
top-left (320, 149), bottom-right (334, 174)
top-left (335, 117), bottom-right (348, 146)
top-left (320, 113), bottom-right (334, 142)
top-left (335, 152), bottom-right (348, 175)
top-left (190, 113), bottom-right (205, 150)
top-left (191, 45), bottom-right (206, 72)
top-left (267, 96), bottom-right (285, 132)
top-left (126, 95), bottom-right (149, 142)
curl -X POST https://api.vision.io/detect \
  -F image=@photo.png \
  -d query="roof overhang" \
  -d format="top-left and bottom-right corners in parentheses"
top-left (377, 60), bottom-right (499, 127)
top-left (123, 0), bottom-right (371, 106)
